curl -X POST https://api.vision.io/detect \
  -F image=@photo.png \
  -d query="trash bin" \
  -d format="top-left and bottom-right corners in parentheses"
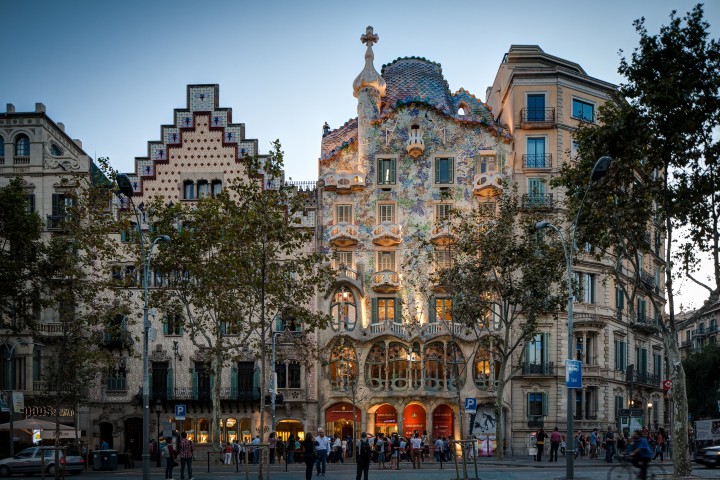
top-left (92, 450), bottom-right (119, 470)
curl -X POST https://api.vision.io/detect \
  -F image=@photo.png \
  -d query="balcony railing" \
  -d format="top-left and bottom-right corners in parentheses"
top-left (36, 322), bottom-right (64, 335)
top-left (522, 154), bottom-right (552, 169)
top-left (46, 214), bottom-right (66, 231)
top-left (640, 270), bottom-right (655, 289)
top-left (634, 371), bottom-right (661, 387)
top-left (527, 415), bottom-right (545, 429)
top-left (13, 156), bottom-right (30, 165)
top-left (372, 222), bottom-right (402, 247)
top-left (163, 386), bottom-right (261, 402)
top-left (522, 361), bottom-right (555, 376)
top-left (521, 194), bottom-right (554, 209)
top-left (328, 222), bottom-right (359, 247)
top-left (520, 108), bottom-right (555, 126)
top-left (371, 270), bottom-right (400, 293)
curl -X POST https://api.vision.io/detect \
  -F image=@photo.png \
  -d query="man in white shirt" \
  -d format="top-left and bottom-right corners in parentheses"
top-left (410, 433), bottom-right (423, 469)
top-left (434, 437), bottom-right (444, 462)
top-left (315, 428), bottom-right (332, 476)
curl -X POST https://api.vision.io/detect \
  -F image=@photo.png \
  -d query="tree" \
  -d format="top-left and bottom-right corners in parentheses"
top-left (436, 187), bottom-right (566, 461)
top-left (0, 177), bottom-right (44, 334)
top-left (555, 5), bottom-right (720, 476)
top-left (683, 343), bottom-right (720, 420)
top-left (36, 159), bottom-right (125, 479)
top-left (149, 141), bottom-right (332, 478)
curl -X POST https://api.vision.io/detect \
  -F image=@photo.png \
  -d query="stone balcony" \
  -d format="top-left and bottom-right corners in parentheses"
top-left (372, 222), bottom-right (402, 247)
top-left (472, 171), bottom-right (506, 197)
top-left (430, 225), bottom-right (455, 246)
top-left (371, 270), bottom-right (401, 293)
top-left (322, 170), bottom-right (365, 194)
top-left (328, 222), bottom-right (359, 248)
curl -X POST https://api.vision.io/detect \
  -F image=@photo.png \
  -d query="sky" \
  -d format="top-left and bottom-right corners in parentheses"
top-left (1, 0), bottom-right (718, 311)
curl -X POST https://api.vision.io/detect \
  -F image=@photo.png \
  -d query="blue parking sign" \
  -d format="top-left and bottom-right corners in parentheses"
top-left (566, 360), bottom-right (583, 388)
top-left (175, 404), bottom-right (186, 421)
top-left (464, 398), bottom-right (477, 413)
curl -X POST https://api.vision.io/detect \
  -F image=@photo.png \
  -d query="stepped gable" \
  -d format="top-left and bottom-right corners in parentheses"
top-left (381, 57), bottom-right (454, 115)
top-left (320, 118), bottom-right (358, 161)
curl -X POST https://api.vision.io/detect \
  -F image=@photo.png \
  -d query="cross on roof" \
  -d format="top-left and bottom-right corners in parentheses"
top-left (361, 26), bottom-right (378, 47)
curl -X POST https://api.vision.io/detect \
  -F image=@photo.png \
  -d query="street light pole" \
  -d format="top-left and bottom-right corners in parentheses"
top-left (535, 156), bottom-right (611, 480)
top-left (116, 173), bottom-right (170, 480)
top-left (2, 339), bottom-right (28, 457)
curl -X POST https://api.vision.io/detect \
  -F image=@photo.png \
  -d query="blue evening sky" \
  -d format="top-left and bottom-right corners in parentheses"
top-left (1, 0), bottom-right (717, 310)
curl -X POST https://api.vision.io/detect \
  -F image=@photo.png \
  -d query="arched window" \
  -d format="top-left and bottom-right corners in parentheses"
top-left (446, 342), bottom-right (466, 389)
top-left (15, 134), bottom-right (30, 157)
top-left (388, 343), bottom-right (409, 391)
top-left (409, 342), bottom-right (422, 390)
top-left (473, 349), bottom-right (495, 388)
top-left (0, 136), bottom-right (5, 158)
top-left (423, 342), bottom-right (445, 391)
top-left (329, 344), bottom-right (358, 391)
top-left (50, 142), bottom-right (63, 156)
top-left (330, 287), bottom-right (357, 331)
top-left (365, 343), bottom-right (387, 391)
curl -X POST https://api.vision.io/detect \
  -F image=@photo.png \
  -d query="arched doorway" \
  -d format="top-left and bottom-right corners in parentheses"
top-left (403, 404), bottom-right (426, 437)
top-left (124, 417), bottom-right (142, 459)
top-left (432, 404), bottom-right (454, 439)
top-left (374, 404), bottom-right (397, 435)
top-left (98, 422), bottom-right (114, 449)
top-left (324, 403), bottom-right (360, 439)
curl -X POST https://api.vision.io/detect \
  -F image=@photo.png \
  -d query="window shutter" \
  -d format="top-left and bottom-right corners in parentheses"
top-left (371, 298), bottom-right (379, 324)
top-left (275, 315), bottom-right (283, 332)
top-left (192, 368), bottom-right (198, 400)
top-left (253, 367), bottom-right (260, 399)
top-left (542, 333), bottom-right (550, 364)
top-left (428, 296), bottom-right (436, 323)
top-left (435, 159), bottom-right (441, 182)
top-left (120, 230), bottom-right (128, 242)
top-left (390, 159), bottom-right (396, 183)
top-left (231, 367), bottom-right (239, 398)
top-left (526, 393), bottom-right (531, 417)
top-left (448, 158), bottom-right (454, 183)
top-left (394, 298), bottom-right (403, 323)
top-left (542, 393), bottom-right (548, 416)
top-left (163, 318), bottom-right (169, 335)
top-left (167, 367), bottom-right (174, 400)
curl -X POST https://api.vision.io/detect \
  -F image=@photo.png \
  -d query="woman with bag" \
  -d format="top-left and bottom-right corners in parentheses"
top-left (303, 433), bottom-right (316, 480)
top-left (162, 436), bottom-right (178, 480)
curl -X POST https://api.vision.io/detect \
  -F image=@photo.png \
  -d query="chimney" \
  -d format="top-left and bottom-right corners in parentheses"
top-left (35, 103), bottom-right (46, 113)
top-left (73, 139), bottom-right (82, 148)
top-left (6, 103), bottom-right (15, 113)
top-left (57, 122), bottom-right (65, 132)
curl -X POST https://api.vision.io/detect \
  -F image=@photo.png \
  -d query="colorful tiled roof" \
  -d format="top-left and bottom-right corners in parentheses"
top-left (381, 57), bottom-right (454, 115)
top-left (320, 118), bottom-right (358, 160)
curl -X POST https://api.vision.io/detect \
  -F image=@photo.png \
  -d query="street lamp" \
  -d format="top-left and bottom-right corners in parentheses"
top-left (2, 339), bottom-right (34, 456)
top-left (116, 173), bottom-right (171, 480)
top-left (535, 156), bottom-right (611, 480)
top-left (155, 400), bottom-right (162, 467)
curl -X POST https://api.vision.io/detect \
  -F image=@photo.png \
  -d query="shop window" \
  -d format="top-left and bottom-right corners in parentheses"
top-left (330, 287), bottom-right (357, 332)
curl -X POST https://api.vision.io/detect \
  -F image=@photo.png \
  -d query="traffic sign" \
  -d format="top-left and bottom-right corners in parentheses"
top-left (566, 360), bottom-right (583, 388)
top-left (175, 404), bottom-right (186, 421)
top-left (465, 398), bottom-right (477, 414)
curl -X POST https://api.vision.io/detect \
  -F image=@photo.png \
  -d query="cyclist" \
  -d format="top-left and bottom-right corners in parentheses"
top-left (630, 430), bottom-right (653, 480)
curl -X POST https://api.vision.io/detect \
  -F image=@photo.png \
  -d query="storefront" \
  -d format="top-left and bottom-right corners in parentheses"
top-left (175, 417), bottom-right (251, 444)
top-left (432, 404), bottom-right (454, 439)
top-left (324, 402), bottom-right (360, 439)
top-left (277, 419), bottom-right (305, 441)
top-left (374, 404), bottom-right (397, 435)
top-left (403, 404), bottom-right (426, 437)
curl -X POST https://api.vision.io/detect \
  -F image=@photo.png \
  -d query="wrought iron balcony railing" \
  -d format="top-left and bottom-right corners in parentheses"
top-left (522, 361), bottom-right (555, 376)
top-left (520, 108), bottom-right (555, 125)
top-left (522, 154), bottom-right (552, 169)
top-left (521, 193), bottom-right (554, 209)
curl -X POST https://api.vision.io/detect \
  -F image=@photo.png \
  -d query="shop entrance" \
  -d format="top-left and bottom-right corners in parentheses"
top-left (403, 404), bottom-right (426, 437)
top-left (324, 402), bottom-right (361, 440)
top-left (432, 404), bottom-right (454, 439)
top-left (277, 419), bottom-right (305, 441)
top-left (374, 404), bottom-right (397, 435)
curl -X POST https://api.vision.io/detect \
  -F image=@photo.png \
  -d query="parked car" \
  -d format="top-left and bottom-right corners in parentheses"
top-left (0, 446), bottom-right (84, 476)
top-left (696, 444), bottom-right (720, 468)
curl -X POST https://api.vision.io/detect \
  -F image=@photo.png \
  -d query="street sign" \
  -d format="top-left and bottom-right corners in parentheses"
top-left (662, 379), bottom-right (672, 391)
top-left (175, 404), bottom-right (186, 421)
top-left (566, 359), bottom-right (582, 388)
top-left (465, 398), bottom-right (477, 414)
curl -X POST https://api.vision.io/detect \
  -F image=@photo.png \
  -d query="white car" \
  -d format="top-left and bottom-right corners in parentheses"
top-left (0, 446), bottom-right (83, 476)
top-left (696, 445), bottom-right (720, 469)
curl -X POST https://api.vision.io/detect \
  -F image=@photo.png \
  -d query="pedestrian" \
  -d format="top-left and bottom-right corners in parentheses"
top-left (101, 439), bottom-right (109, 450)
top-left (560, 435), bottom-right (566, 456)
top-left (434, 436), bottom-right (444, 462)
top-left (268, 432), bottom-right (277, 464)
top-left (333, 434), bottom-right (344, 463)
top-left (179, 431), bottom-right (194, 480)
top-left (535, 428), bottom-right (548, 462)
top-left (376, 434), bottom-right (386, 469)
top-left (549, 427), bottom-right (561, 462)
top-left (342, 436), bottom-right (348, 461)
top-left (276, 436), bottom-right (285, 464)
top-left (251, 435), bottom-right (261, 464)
top-left (356, 432), bottom-right (371, 480)
top-left (162, 436), bottom-right (177, 480)
top-left (287, 434), bottom-right (296, 464)
top-left (224, 442), bottom-right (232, 464)
top-left (315, 427), bottom-right (331, 476)
top-left (631, 430), bottom-right (653, 480)
top-left (604, 425), bottom-right (617, 463)
top-left (590, 428), bottom-right (598, 459)
top-left (303, 433), bottom-right (316, 480)
top-left (653, 427), bottom-right (666, 462)
top-left (390, 433), bottom-right (400, 469)
top-left (410, 432), bottom-right (422, 469)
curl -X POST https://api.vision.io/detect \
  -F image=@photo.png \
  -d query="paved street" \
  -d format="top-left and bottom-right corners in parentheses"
top-left (73, 458), bottom-right (720, 480)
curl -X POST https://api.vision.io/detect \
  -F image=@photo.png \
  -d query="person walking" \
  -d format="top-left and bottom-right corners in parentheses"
top-left (590, 428), bottom-right (598, 459)
top-left (604, 426), bottom-right (617, 463)
top-left (410, 432), bottom-right (423, 469)
top-left (356, 432), bottom-right (371, 480)
top-left (549, 427), bottom-right (561, 462)
top-left (162, 436), bottom-right (178, 480)
top-left (287, 434), bottom-right (296, 464)
top-left (535, 428), bottom-right (548, 462)
top-left (179, 431), bottom-right (194, 480)
top-left (268, 432), bottom-right (277, 464)
top-left (303, 433), bottom-right (316, 480)
top-left (653, 427), bottom-right (666, 462)
top-left (315, 427), bottom-right (331, 476)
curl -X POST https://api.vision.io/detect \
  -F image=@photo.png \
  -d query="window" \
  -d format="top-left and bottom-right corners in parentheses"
top-left (430, 297), bottom-right (452, 323)
top-left (32, 349), bottom-right (42, 382)
top-left (378, 204), bottom-right (395, 223)
top-left (377, 158), bottom-right (396, 185)
top-left (476, 154), bottom-right (497, 174)
top-left (527, 178), bottom-right (546, 206)
top-left (473, 349), bottom-right (495, 386)
top-left (614, 339), bottom-right (627, 371)
top-left (377, 251), bottom-right (395, 271)
top-left (434, 157), bottom-right (454, 184)
top-left (0, 136), bottom-right (4, 157)
top-left (237, 361), bottom-right (256, 398)
top-left (615, 395), bottom-right (625, 417)
top-left (197, 180), bottom-right (210, 198)
top-left (330, 287), bottom-right (357, 331)
top-left (525, 333), bottom-right (549, 374)
top-left (526, 94), bottom-right (546, 121)
top-left (423, 342), bottom-right (445, 390)
top-left (636, 346), bottom-right (648, 375)
top-left (373, 298), bottom-right (397, 323)
top-left (164, 312), bottom-right (183, 335)
top-left (365, 343), bottom-right (387, 390)
top-left (183, 180), bottom-right (195, 200)
top-left (335, 204), bottom-right (352, 224)
top-left (329, 346), bottom-right (358, 391)
top-left (572, 99), bottom-right (594, 122)
top-left (527, 392), bottom-right (547, 417)
top-left (333, 251), bottom-right (353, 269)
top-left (526, 138), bottom-right (547, 168)
top-left (107, 365), bottom-right (127, 391)
top-left (654, 353), bottom-right (662, 379)
top-left (275, 363), bottom-right (286, 389)
top-left (15, 134), bottom-right (30, 156)
top-left (583, 273), bottom-right (595, 304)
top-left (51, 193), bottom-right (72, 216)
top-left (435, 248), bottom-right (453, 270)
top-left (211, 180), bottom-right (222, 197)
top-left (435, 203), bottom-right (451, 223)
top-left (27, 194), bottom-right (35, 213)
top-left (638, 297), bottom-right (647, 323)
top-left (50, 142), bottom-right (63, 156)
top-left (288, 362), bottom-right (301, 388)
top-left (615, 286), bottom-right (625, 311)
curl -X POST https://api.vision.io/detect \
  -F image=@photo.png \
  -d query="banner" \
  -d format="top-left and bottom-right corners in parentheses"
top-left (695, 419), bottom-right (720, 441)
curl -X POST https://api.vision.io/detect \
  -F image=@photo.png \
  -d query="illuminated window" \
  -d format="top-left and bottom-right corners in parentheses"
top-left (330, 287), bottom-right (357, 332)
top-left (336, 204), bottom-right (352, 224)
top-left (377, 251), bottom-right (395, 271)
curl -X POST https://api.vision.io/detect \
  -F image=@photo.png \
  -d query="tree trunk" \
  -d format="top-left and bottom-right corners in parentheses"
top-left (665, 336), bottom-right (693, 477)
top-left (211, 349), bottom-right (223, 453)
top-left (258, 348), bottom-right (266, 480)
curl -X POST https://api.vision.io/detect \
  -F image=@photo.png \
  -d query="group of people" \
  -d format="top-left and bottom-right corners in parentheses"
top-left (158, 431), bottom-right (195, 480)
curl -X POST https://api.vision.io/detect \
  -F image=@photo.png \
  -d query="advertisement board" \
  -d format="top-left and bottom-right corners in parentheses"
top-left (695, 419), bottom-right (720, 441)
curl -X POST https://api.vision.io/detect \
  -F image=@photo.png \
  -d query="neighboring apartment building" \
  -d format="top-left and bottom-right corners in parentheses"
top-left (0, 103), bottom-right (96, 440)
top-left (678, 301), bottom-right (719, 357)
top-left (486, 45), bottom-right (667, 450)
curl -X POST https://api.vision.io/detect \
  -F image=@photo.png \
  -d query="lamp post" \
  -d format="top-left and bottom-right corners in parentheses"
top-left (535, 156), bottom-right (611, 480)
top-left (116, 173), bottom-right (171, 480)
top-left (155, 400), bottom-right (162, 467)
top-left (2, 339), bottom-right (28, 457)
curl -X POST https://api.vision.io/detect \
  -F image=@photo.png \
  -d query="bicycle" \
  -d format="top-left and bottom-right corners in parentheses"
top-left (607, 454), bottom-right (667, 480)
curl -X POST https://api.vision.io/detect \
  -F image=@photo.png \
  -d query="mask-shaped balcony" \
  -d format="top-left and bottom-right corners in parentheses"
top-left (372, 222), bottom-right (402, 247)
top-left (329, 222), bottom-right (359, 248)
top-left (473, 171), bottom-right (506, 197)
top-left (372, 270), bottom-right (401, 293)
top-left (430, 225), bottom-right (455, 246)
top-left (322, 170), bottom-right (366, 194)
